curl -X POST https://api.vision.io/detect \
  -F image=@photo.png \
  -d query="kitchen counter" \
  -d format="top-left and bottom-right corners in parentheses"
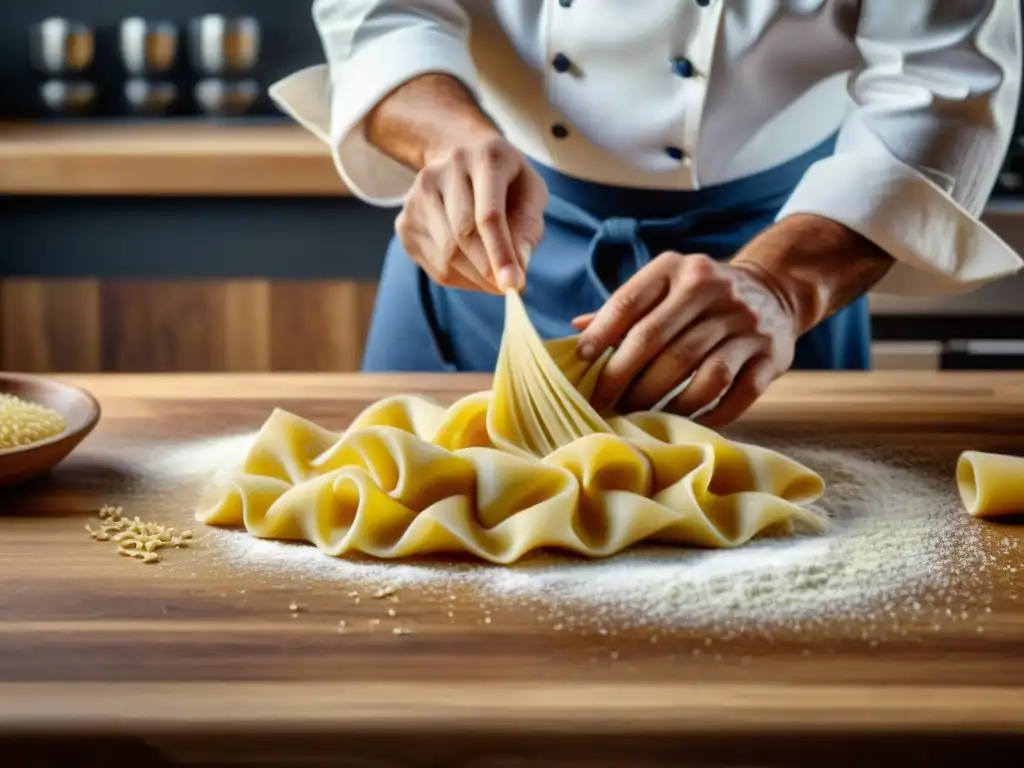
top-left (1, 372), bottom-right (1024, 765)
top-left (0, 122), bottom-right (350, 196)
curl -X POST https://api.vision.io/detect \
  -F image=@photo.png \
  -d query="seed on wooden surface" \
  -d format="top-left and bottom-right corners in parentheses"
top-left (373, 586), bottom-right (397, 599)
top-left (387, 608), bottom-right (396, 617)
top-left (392, 628), bottom-right (410, 635)
top-left (87, 505), bottom-right (195, 566)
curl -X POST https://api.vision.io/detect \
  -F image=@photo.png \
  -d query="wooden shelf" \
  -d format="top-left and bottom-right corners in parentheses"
top-left (0, 122), bottom-right (350, 196)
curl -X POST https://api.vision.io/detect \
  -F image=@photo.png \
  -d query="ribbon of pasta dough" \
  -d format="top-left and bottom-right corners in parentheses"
top-left (489, 289), bottom-right (613, 458)
top-left (196, 290), bottom-right (828, 564)
top-left (957, 450), bottom-right (1024, 519)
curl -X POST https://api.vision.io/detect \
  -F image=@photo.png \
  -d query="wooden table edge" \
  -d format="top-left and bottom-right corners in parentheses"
top-left (0, 682), bottom-right (1022, 735)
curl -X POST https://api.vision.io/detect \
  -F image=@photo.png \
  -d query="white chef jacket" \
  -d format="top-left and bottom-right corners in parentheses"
top-left (270, 0), bottom-right (1024, 297)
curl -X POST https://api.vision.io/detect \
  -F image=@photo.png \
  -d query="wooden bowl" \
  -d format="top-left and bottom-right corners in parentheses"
top-left (0, 373), bottom-right (101, 489)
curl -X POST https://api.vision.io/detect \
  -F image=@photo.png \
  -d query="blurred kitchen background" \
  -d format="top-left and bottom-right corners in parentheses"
top-left (0, 0), bottom-right (1022, 374)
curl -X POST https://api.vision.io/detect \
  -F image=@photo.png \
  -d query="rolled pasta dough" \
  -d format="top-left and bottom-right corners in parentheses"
top-left (196, 290), bottom-right (827, 564)
top-left (957, 450), bottom-right (1024, 519)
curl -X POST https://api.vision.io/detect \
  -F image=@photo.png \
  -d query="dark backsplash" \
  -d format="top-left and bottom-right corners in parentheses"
top-left (0, 0), bottom-right (323, 119)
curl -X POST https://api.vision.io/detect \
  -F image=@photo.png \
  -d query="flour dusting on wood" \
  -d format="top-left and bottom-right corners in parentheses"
top-left (139, 431), bottom-right (1017, 634)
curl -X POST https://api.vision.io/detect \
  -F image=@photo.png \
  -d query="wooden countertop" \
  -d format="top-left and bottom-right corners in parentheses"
top-left (0, 122), bottom-right (350, 197)
top-left (2, 372), bottom-right (1024, 765)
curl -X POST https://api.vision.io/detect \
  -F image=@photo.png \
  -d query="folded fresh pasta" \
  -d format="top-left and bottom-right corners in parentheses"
top-left (196, 290), bottom-right (827, 563)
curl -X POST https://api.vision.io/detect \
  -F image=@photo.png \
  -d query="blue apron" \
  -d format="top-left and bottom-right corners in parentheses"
top-left (362, 135), bottom-right (870, 374)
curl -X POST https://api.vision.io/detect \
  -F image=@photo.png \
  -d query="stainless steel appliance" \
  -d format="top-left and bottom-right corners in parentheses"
top-left (29, 17), bottom-right (93, 75)
top-left (119, 17), bottom-right (178, 76)
top-left (194, 78), bottom-right (259, 117)
top-left (38, 79), bottom-right (96, 116)
top-left (187, 15), bottom-right (260, 75)
top-left (124, 79), bottom-right (178, 116)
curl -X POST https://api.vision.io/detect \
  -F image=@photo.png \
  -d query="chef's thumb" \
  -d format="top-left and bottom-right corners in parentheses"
top-left (508, 225), bottom-right (542, 290)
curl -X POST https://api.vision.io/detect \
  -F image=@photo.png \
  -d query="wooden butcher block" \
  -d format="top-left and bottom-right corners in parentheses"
top-left (0, 372), bottom-right (1022, 766)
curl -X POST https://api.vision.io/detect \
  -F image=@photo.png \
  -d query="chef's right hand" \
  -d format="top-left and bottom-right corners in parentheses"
top-left (395, 132), bottom-right (548, 294)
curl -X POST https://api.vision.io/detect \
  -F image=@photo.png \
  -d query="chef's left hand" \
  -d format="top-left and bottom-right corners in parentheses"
top-left (571, 252), bottom-right (799, 426)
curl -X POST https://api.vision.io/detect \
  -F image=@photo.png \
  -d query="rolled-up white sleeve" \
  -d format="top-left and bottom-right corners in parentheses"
top-left (776, 0), bottom-right (1024, 296)
top-left (269, 0), bottom-right (479, 206)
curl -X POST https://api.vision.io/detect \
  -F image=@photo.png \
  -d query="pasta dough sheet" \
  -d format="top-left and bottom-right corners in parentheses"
top-left (196, 291), bottom-right (827, 564)
top-left (957, 450), bottom-right (1024, 519)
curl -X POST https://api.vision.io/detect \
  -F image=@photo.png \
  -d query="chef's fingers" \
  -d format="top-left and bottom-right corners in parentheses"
top-left (618, 317), bottom-right (732, 413)
top-left (421, 193), bottom-right (495, 293)
top-left (576, 264), bottom-right (672, 362)
top-left (570, 312), bottom-right (596, 330)
top-left (440, 165), bottom-right (500, 292)
top-left (471, 144), bottom-right (521, 292)
top-left (400, 170), bottom-right (481, 291)
top-left (462, 232), bottom-right (506, 292)
top-left (415, 238), bottom-right (482, 292)
top-left (667, 335), bottom-right (767, 419)
top-left (506, 166), bottom-right (548, 277)
top-left (452, 254), bottom-right (499, 292)
top-left (696, 357), bottom-right (775, 428)
top-left (589, 284), bottom-right (710, 412)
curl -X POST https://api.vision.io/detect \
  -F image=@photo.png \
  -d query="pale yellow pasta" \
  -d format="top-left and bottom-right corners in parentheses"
top-left (196, 290), bottom-right (827, 564)
top-left (957, 450), bottom-right (1024, 519)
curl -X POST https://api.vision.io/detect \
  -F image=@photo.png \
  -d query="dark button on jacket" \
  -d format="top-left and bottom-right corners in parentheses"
top-left (671, 57), bottom-right (695, 78)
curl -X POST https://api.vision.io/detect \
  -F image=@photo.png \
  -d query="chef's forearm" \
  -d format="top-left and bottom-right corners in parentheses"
top-left (365, 73), bottom-right (500, 171)
top-left (732, 213), bottom-right (894, 334)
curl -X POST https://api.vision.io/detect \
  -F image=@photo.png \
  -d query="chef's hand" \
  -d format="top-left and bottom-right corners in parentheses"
top-left (396, 132), bottom-right (548, 295)
top-left (570, 252), bottom-right (799, 426)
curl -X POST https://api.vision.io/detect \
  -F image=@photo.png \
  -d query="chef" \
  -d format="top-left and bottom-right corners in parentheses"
top-left (272, 0), bottom-right (1023, 425)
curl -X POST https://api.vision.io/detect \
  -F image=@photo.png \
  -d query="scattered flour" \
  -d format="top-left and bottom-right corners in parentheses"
top-left (141, 432), bottom-right (257, 481)
top-left (489, 441), bottom-right (987, 631)
top-left (142, 430), bottom-right (1005, 632)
